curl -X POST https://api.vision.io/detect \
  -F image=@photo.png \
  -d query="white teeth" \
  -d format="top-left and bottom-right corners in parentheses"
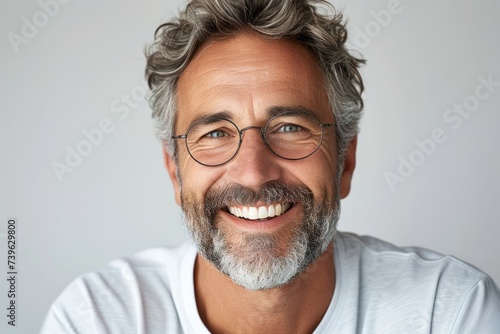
top-left (248, 207), bottom-right (258, 219)
top-left (275, 203), bottom-right (282, 216)
top-left (227, 202), bottom-right (292, 220)
top-left (258, 206), bottom-right (268, 219)
top-left (268, 205), bottom-right (275, 217)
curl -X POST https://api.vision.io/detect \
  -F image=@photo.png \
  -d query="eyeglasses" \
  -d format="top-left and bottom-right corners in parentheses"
top-left (172, 111), bottom-right (335, 167)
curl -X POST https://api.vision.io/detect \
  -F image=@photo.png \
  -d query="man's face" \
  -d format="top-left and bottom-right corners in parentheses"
top-left (166, 33), bottom-right (356, 290)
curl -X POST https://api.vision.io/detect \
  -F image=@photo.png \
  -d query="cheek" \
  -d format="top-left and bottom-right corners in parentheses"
top-left (281, 158), bottom-right (336, 192)
top-left (179, 158), bottom-right (226, 198)
top-left (295, 148), bottom-right (338, 197)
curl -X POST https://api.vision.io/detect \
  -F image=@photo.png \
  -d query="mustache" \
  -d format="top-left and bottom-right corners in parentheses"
top-left (204, 180), bottom-right (314, 216)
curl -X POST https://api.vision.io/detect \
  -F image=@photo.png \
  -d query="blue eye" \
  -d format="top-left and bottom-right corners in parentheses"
top-left (205, 130), bottom-right (228, 138)
top-left (278, 124), bottom-right (301, 132)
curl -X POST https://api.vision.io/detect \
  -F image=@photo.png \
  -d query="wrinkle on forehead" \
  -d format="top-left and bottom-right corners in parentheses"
top-left (183, 32), bottom-right (323, 83)
top-left (175, 32), bottom-right (331, 132)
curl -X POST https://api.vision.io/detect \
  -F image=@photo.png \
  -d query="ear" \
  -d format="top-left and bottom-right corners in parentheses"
top-left (339, 136), bottom-right (357, 199)
top-left (163, 148), bottom-right (181, 205)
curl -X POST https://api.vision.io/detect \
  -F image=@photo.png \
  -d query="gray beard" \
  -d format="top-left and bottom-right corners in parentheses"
top-left (181, 180), bottom-right (341, 290)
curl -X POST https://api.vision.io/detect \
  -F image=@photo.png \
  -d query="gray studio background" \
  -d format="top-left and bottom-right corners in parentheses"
top-left (1, 0), bottom-right (499, 333)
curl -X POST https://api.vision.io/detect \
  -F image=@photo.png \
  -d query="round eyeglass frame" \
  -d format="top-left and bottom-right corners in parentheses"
top-left (171, 112), bottom-right (336, 167)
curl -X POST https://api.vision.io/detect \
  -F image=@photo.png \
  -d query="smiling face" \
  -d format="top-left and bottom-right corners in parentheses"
top-left (165, 32), bottom-right (356, 290)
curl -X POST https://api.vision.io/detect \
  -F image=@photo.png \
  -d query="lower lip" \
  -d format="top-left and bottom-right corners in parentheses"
top-left (218, 204), bottom-right (299, 232)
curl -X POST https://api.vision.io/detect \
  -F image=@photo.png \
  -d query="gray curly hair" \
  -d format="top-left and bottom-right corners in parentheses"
top-left (145, 0), bottom-right (365, 161)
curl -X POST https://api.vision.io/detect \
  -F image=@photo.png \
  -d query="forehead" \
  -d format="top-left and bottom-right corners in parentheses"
top-left (175, 32), bottom-right (331, 129)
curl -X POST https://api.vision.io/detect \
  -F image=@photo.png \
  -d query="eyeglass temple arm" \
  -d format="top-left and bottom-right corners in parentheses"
top-left (172, 134), bottom-right (187, 139)
top-left (320, 123), bottom-right (336, 128)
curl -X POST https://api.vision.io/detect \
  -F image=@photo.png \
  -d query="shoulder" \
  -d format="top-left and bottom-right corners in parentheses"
top-left (75, 241), bottom-right (195, 295)
top-left (40, 241), bottom-right (197, 333)
top-left (335, 231), bottom-right (493, 300)
top-left (332, 232), bottom-right (500, 332)
top-left (336, 231), bottom-right (487, 283)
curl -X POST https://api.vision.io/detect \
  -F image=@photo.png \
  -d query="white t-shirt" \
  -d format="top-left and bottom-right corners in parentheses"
top-left (41, 232), bottom-right (500, 333)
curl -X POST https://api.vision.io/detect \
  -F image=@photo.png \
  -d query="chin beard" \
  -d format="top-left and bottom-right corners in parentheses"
top-left (181, 180), bottom-right (340, 290)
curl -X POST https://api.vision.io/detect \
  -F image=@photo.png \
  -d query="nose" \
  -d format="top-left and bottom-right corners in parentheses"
top-left (225, 127), bottom-right (282, 190)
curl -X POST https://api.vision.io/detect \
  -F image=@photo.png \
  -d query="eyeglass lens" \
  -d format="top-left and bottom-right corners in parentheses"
top-left (185, 113), bottom-right (325, 166)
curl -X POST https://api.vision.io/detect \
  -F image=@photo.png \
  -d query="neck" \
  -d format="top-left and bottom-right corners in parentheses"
top-left (194, 243), bottom-right (335, 334)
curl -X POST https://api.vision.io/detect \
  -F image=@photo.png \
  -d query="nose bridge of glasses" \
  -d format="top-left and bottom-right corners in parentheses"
top-left (239, 125), bottom-right (266, 141)
top-left (236, 125), bottom-right (272, 157)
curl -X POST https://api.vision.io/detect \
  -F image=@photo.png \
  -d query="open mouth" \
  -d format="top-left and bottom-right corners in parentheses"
top-left (226, 202), bottom-right (293, 221)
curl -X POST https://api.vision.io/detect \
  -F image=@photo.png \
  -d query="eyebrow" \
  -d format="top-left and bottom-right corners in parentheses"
top-left (185, 111), bottom-right (233, 131)
top-left (266, 106), bottom-right (318, 118)
top-left (184, 106), bottom-right (319, 131)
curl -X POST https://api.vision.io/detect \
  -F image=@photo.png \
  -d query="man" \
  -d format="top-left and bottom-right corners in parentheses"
top-left (42, 0), bottom-right (500, 333)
